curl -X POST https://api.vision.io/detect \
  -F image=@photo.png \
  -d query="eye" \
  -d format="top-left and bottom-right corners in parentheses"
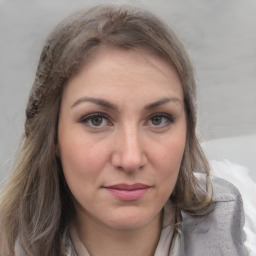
top-left (147, 113), bottom-right (174, 128)
top-left (80, 113), bottom-right (112, 129)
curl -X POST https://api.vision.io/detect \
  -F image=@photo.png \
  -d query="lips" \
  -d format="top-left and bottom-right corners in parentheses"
top-left (107, 183), bottom-right (150, 190)
top-left (104, 183), bottom-right (151, 201)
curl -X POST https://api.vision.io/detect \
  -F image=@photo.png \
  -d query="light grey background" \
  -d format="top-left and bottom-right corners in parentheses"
top-left (0, 0), bottom-right (256, 182)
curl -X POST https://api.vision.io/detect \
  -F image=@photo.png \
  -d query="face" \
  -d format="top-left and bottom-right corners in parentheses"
top-left (57, 46), bottom-right (187, 231)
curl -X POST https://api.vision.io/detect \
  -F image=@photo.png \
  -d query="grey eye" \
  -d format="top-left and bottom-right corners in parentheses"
top-left (80, 113), bottom-right (110, 129)
top-left (91, 116), bottom-right (103, 126)
top-left (147, 113), bottom-right (174, 128)
top-left (151, 116), bottom-right (163, 126)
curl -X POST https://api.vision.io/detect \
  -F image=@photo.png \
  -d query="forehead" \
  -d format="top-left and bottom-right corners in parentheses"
top-left (82, 45), bottom-right (180, 81)
top-left (62, 46), bottom-right (183, 105)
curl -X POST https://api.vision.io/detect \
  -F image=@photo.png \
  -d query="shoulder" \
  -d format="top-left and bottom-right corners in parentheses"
top-left (210, 175), bottom-right (242, 202)
top-left (180, 176), bottom-right (248, 256)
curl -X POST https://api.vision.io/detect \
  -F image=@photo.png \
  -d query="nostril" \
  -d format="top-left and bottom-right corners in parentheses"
top-left (111, 150), bottom-right (147, 172)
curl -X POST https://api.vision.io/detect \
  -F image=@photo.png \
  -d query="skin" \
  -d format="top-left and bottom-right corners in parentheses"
top-left (57, 46), bottom-right (187, 256)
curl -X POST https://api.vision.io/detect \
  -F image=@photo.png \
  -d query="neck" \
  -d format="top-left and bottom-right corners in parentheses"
top-left (73, 211), bottom-right (163, 256)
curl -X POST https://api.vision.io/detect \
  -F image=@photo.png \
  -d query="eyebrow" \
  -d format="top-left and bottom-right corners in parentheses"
top-left (144, 97), bottom-right (182, 110)
top-left (71, 96), bottom-right (182, 110)
top-left (71, 97), bottom-right (118, 110)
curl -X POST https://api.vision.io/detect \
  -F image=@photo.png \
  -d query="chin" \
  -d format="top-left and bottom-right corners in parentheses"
top-left (103, 207), bottom-right (159, 231)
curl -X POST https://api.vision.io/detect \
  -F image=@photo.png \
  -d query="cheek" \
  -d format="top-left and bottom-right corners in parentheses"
top-left (155, 135), bottom-right (186, 166)
top-left (152, 136), bottom-right (186, 188)
top-left (58, 134), bottom-right (108, 184)
top-left (59, 140), bottom-right (107, 207)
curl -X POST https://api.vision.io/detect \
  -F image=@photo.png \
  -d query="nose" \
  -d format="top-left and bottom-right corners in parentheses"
top-left (111, 126), bottom-right (147, 172)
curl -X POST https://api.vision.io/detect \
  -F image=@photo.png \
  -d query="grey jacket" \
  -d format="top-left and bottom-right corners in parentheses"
top-left (180, 176), bottom-right (248, 256)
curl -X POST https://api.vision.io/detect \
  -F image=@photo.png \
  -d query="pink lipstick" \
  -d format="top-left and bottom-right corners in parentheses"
top-left (104, 183), bottom-right (150, 201)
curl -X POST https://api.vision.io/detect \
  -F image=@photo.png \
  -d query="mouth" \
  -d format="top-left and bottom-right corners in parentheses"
top-left (103, 183), bottom-right (151, 201)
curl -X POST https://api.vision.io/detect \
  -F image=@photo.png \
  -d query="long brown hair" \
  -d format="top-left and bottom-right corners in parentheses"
top-left (0, 4), bottom-right (212, 255)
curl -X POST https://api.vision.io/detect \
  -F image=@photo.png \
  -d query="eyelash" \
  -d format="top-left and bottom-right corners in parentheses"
top-left (79, 112), bottom-right (174, 130)
top-left (79, 112), bottom-right (112, 129)
top-left (146, 113), bottom-right (174, 128)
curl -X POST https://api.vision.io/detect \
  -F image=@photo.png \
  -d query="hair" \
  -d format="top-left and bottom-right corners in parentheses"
top-left (0, 4), bottom-right (212, 256)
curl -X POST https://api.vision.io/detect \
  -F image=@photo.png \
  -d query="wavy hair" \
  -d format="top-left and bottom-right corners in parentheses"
top-left (0, 4), bottom-right (212, 255)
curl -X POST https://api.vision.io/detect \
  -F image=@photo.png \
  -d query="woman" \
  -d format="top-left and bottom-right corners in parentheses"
top-left (0, 4), bottom-right (248, 256)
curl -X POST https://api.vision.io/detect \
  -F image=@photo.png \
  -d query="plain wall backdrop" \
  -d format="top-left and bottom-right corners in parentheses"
top-left (0, 0), bottom-right (256, 183)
